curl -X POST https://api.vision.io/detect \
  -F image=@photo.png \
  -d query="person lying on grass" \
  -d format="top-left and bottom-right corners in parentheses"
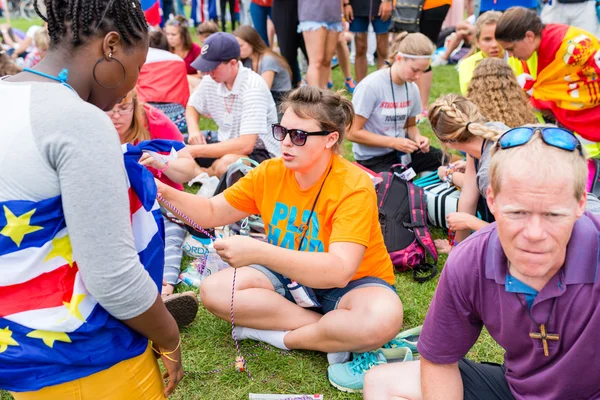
top-left (157, 86), bottom-right (403, 362)
top-left (363, 127), bottom-right (600, 400)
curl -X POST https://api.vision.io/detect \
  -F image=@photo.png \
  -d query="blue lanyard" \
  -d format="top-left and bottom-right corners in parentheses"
top-left (22, 67), bottom-right (76, 92)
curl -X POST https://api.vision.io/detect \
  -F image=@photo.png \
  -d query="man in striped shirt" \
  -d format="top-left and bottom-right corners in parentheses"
top-left (186, 32), bottom-right (280, 177)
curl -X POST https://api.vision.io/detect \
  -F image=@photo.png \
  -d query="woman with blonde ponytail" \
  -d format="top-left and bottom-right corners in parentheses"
top-left (348, 32), bottom-right (444, 174)
top-left (428, 94), bottom-right (509, 242)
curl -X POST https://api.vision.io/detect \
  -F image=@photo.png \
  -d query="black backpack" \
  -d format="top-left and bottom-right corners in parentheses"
top-left (375, 165), bottom-right (438, 283)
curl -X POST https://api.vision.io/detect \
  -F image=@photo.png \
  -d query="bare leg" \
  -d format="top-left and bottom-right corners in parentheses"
top-left (267, 17), bottom-right (275, 49)
top-left (364, 360), bottom-right (423, 400)
top-left (320, 29), bottom-right (340, 89)
top-left (200, 268), bottom-right (323, 330)
top-left (354, 32), bottom-right (368, 82)
top-left (303, 28), bottom-right (327, 87)
top-left (375, 32), bottom-right (389, 69)
top-left (206, 153), bottom-right (248, 178)
top-left (416, 71), bottom-right (433, 112)
top-left (337, 32), bottom-right (353, 80)
top-left (201, 268), bottom-right (403, 353)
top-left (284, 287), bottom-right (403, 353)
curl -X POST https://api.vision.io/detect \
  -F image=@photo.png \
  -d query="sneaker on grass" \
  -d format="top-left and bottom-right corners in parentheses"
top-left (381, 325), bottom-right (421, 357)
top-left (327, 347), bottom-right (413, 393)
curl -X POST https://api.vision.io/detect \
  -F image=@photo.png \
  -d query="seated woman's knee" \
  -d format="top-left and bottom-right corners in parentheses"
top-left (359, 294), bottom-right (404, 347)
top-left (199, 271), bottom-right (231, 314)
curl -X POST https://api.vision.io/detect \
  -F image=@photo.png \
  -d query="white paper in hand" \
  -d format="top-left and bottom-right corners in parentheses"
top-left (142, 147), bottom-right (178, 164)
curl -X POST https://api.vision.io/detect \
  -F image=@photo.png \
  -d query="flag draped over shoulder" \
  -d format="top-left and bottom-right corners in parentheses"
top-left (142, 0), bottom-right (162, 26)
top-left (529, 24), bottom-right (600, 142)
top-left (0, 141), bottom-right (173, 392)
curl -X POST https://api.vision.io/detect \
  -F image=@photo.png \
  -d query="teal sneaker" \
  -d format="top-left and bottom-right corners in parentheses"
top-left (327, 348), bottom-right (413, 393)
top-left (381, 325), bottom-right (421, 358)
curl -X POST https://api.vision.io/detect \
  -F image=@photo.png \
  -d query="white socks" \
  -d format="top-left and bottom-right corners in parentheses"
top-left (234, 326), bottom-right (290, 350)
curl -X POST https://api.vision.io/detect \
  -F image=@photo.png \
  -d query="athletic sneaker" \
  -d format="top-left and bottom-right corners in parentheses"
top-left (344, 77), bottom-right (357, 94)
top-left (327, 347), bottom-right (413, 393)
top-left (163, 292), bottom-right (199, 328)
top-left (381, 325), bottom-right (421, 358)
top-left (327, 81), bottom-right (334, 89)
top-left (331, 56), bottom-right (339, 69)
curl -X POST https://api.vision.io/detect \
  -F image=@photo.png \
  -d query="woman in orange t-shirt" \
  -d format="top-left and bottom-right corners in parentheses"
top-left (157, 86), bottom-right (402, 364)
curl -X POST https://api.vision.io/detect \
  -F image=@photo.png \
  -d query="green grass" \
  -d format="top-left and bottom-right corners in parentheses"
top-left (1, 17), bottom-right (503, 400)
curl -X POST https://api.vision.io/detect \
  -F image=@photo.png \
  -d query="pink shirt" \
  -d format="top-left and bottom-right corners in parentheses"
top-left (142, 104), bottom-right (185, 191)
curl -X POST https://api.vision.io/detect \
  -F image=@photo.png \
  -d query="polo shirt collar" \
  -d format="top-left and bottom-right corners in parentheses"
top-left (485, 214), bottom-right (599, 286)
top-left (216, 61), bottom-right (247, 97)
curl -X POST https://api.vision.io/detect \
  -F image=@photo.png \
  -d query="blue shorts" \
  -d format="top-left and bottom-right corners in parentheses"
top-left (250, 264), bottom-right (396, 314)
top-left (297, 21), bottom-right (344, 33)
top-left (349, 16), bottom-right (392, 34)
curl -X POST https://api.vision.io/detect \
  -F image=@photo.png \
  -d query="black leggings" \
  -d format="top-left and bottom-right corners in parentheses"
top-left (220, 0), bottom-right (237, 31)
top-left (271, 0), bottom-right (307, 86)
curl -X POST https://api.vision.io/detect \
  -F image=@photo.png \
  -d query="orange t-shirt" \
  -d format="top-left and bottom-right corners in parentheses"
top-left (223, 155), bottom-right (396, 286)
top-left (423, 0), bottom-right (452, 11)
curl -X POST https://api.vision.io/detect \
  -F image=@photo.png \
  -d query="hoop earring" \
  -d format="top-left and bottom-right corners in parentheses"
top-left (92, 52), bottom-right (126, 89)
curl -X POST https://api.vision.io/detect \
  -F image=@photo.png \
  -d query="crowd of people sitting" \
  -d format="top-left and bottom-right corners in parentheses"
top-left (2, 0), bottom-right (600, 398)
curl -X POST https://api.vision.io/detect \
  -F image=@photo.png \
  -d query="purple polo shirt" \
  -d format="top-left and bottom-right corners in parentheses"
top-left (418, 212), bottom-right (600, 400)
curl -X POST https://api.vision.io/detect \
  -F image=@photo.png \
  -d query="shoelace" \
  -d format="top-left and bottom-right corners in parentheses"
top-left (349, 351), bottom-right (383, 375)
top-left (383, 337), bottom-right (418, 351)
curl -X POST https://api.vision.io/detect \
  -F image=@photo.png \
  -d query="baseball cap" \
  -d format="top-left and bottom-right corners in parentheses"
top-left (191, 32), bottom-right (241, 73)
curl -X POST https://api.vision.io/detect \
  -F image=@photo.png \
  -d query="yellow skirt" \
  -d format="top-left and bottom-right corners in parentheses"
top-left (11, 345), bottom-right (165, 400)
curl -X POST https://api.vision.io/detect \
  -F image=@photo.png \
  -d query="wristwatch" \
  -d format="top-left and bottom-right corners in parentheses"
top-left (343, 2), bottom-right (351, 6)
top-left (381, 0), bottom-right (392, 2)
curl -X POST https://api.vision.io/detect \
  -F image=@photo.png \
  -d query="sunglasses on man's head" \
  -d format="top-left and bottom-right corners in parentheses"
top-left (272, 124), bottom-right (332, 147)
top-left (496, 127), bottom-right (583, 156)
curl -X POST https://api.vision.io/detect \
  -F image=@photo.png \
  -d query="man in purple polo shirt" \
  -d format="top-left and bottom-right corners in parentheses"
top-left (363, 128), bottom-right (600, 399)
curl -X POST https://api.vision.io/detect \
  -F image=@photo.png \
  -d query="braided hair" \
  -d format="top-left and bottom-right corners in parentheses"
top-left (34, 0), bottom-right (148, 47)
top-left (428, 94), bottom-right (502, 143)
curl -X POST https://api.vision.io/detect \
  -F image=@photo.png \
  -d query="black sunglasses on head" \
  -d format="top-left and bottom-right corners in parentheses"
top-left (272, 124), bottom-right (332, 146)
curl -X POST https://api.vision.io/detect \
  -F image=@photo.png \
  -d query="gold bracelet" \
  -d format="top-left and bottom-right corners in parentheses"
top-left (152, 337), bottom-right (181, 362)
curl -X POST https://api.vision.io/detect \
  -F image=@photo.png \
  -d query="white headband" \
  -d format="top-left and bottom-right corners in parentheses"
top-left (397, 52), bottom-right (433, 59)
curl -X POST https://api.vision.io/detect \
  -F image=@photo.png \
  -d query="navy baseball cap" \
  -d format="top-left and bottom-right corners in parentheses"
top-left (191, 32), bottom-right (241, 73)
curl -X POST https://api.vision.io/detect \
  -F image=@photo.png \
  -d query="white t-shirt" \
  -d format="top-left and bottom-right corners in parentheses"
top-left (188, 62), bottom-right (280, 157)
top-left (351, 68), bottom-right (422, 161)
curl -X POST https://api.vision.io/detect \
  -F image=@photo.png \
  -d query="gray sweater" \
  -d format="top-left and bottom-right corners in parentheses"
top-left (0, 80), bottom-right (157, 320)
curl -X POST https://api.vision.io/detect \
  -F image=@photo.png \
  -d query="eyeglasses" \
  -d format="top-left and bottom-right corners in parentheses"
top-left (496, 127), bottom-right (583, 156)
top-left (106, 102), bottom-right (135, 116)
top-left (272, 124), bottom-right (332, 147)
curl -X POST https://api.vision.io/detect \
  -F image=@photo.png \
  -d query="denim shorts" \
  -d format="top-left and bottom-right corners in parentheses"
top-left (349, 16), bottom-right (392, 34)
top-left (297, 21), bottom-right (344, 33)
top-left (249, 264), bottom-right (396, 314)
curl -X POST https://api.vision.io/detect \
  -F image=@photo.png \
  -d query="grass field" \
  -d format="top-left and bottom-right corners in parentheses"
top-left (0, 16), bottom-right (504, 400)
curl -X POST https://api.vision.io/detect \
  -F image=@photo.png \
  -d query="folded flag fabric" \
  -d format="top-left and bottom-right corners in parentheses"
top-left (142, 0), bottom-right (162, 26)
top-left (0, 142), bottom-right (167, 392)
top-left (529, 24), bottom-right (600, 142)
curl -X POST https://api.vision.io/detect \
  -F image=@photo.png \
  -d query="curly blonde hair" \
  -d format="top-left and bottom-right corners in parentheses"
top-left (428, 94), bottom-right (503, 143)
top-left (466, 58), bottom-right (537, 128)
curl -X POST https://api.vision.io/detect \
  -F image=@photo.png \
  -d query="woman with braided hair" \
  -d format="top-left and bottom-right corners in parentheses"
top-left (430, 95), bottom-right (600, 246)
top-left (467, 57), bottom-right (538, 128)
top-left (0, 0), bottom-right (183, 398)
top-left (428, 94), bottom-right (509, 243)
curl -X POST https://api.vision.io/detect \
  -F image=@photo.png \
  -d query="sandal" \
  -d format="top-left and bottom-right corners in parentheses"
top-left (163, 291), bottom-right (199, 328)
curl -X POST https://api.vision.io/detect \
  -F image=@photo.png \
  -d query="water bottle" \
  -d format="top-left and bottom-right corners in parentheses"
top-left (204, 243), bottom-right (230, 277)
top-left (179, 268), bottom-right (203, 287)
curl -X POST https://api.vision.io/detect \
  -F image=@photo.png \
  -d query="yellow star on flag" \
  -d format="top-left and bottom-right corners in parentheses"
top-left (44, 235), bottom-right (74, 267)
top-left (63, 294), bottom-right (87, 322)
top-left (0, 327), bottom-right (19, 353)
top-left (27, 330), bottom-right (71, 348)
top-left (0, 205), bottom-right (43, 247)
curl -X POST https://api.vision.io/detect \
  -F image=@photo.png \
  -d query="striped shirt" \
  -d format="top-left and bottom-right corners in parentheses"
top-left (189, 62), bottom-right (281, 157)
